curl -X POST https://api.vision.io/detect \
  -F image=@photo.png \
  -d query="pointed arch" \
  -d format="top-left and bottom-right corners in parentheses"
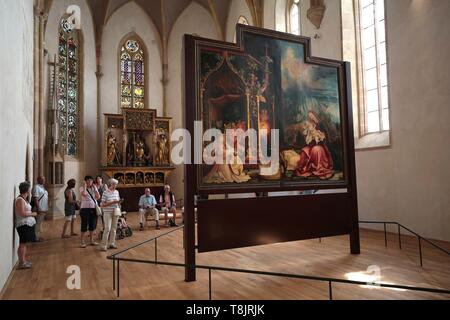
top-left (233, 15), bottom-right (250, 42)
top-left (118, 32), bottom-right (149, 109)
top-left (287, 0), bottom-right (301, 35)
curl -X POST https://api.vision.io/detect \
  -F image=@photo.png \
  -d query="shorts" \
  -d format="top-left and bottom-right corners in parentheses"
top-left (17, 225), bottom-right (36, 243)
top-left (79, 208), bottom-right (97, 232)
top-left (161, 206), bottom-right (176, 213)
top-left (65, 214), bottom-right (76, 222)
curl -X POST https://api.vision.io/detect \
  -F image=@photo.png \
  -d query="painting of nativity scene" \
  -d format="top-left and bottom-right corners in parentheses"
top-left (198, 31), bottom-right (346, 189)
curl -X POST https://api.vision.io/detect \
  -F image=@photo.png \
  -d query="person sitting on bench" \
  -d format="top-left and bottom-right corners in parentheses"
top-left (138, 188), bottom-right (160, 230)
top-left (159, 185), bottom-right (178, 226)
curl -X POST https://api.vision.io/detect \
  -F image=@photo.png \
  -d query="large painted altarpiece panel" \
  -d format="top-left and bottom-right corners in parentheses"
top-left (197, 26), bottom-right (348, 192)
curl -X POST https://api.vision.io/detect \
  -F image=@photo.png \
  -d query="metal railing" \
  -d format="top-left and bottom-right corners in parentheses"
top-left (359, 221), bottom-right (450, 267)
top-left (107, 222), bottom-right (450, 300)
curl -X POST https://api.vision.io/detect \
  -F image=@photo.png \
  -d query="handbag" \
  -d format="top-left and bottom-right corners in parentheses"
top-left (74, 201), bottom-right (81, 211)
top-left (86, 188), bottom-right (103, 216)
top-left (113, 207), bottom-right (122, 217)
top-left (95, 204), bottom-right (103, 216)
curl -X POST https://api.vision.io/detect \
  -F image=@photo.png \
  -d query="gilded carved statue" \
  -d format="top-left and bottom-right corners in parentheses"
top-left (127, 133), bottom-right (152, 166)
top-left (107, 131), bottom-right (120, 165)
top-left (135, 137), bottom-right (145, 161)
top-left (155, 133), bottom-right (169, 166)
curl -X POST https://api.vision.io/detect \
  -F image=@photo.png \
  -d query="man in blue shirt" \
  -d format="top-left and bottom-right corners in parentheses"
top-left (138, 188), bottom-right (160, 230)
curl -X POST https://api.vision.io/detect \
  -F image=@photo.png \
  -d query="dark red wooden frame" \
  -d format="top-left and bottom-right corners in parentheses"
top-left (183, 24), bottom-right (360, 281)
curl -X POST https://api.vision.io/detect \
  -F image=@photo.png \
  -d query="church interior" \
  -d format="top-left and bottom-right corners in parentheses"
top-left (0, 0), bottom-right (449, 301)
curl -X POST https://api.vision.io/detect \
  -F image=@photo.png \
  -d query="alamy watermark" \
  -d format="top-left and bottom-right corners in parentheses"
top-left (171, 121), bottom-right (280, 175)
top-left (66, 265), bottom-right (81, 290)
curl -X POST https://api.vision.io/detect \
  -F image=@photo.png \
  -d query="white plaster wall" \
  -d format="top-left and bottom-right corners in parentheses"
top-left (356, 0), bottom-right (450, 241)
top-left (299, 0), bottom-right (342, 60)
top-left (226, 0), bottom-right (253, 42)
top-left (0, 0), bottom-right (34, 291)
top-left (166, 2), bottom-right (219, 199)
top-left (250, 0), bottom-right (450, 241)
top-left (275, 0), bottom-right (287, 32)
top-left (274, 0), bottom-right (342, 60)
top-left (45, 0), bottom-right (97, 216)
top-left (264, 0), bottom-right (276, 30)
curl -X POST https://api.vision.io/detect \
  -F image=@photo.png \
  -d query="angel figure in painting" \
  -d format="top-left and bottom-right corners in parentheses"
top-left (203, 135), bottom-right (251, 184)
top-left (295, 111), bottom-right (334, 180)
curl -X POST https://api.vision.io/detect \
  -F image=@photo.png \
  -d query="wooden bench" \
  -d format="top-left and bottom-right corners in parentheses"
top-left (145, 199), bottom-right (184, 225)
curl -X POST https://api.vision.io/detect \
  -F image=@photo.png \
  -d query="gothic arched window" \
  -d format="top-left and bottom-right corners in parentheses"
top-left (120, 38), bottom-right (145, 109)
top-left (234, 16), bottom-right (250, 42)
top-left (289, 0), bottom-right (301, 35)
top-left (58, 17), bottom-right (80, 156)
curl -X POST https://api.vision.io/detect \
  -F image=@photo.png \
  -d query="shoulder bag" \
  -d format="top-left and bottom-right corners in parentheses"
top-left (86, 188), bottom-right (103, 216)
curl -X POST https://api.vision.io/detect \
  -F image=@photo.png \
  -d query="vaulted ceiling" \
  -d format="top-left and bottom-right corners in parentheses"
top-left (40, 0), bottom-right (264, 58)
top-left (86, 0), bottom-right (234, 46)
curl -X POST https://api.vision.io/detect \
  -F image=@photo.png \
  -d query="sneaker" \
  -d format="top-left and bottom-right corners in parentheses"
top-left (80, 242), bottom-right (87, 248)
top-left (109, 244), bottom-right (118, 249)
top-left (18, 261), bottom-right (32, 269)
top-left (139, 223), bottom-right (144, 231)
top-left (90, 241), bottom-right (99, 246)
top-left (100, 246), bottom-right (107, 252)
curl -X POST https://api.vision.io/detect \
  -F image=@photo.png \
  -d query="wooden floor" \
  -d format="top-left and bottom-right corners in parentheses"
top-left (1, 213), bottom-right (449, 300)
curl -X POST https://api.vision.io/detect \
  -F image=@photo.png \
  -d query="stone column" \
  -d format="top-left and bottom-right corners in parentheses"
top-left (33, 6), bottom-right (40, 180)
top-left (96, 65), bottom-right (104, 166)
top-left (161, 0), bottom-right (169, 117)
top-left (33, 5), bottom-right (47, 180)
top-left (162, 63), bottom-right (168, 117)
top-left (39, 12), bottom-right (48, 178)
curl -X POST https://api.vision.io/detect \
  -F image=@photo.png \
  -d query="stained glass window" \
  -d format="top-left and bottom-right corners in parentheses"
top-left (58, 17), bottom-right (79, 156)
top-left (120, 38), bottom-right (145, 109)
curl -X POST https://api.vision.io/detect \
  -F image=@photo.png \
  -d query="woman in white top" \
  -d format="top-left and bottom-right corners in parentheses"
top-left (79, 175), bottom-right (100, 248)
top-left (15, 182), bottom-right (38, 269)
top-left (100, 178), bottom-right (122, 251)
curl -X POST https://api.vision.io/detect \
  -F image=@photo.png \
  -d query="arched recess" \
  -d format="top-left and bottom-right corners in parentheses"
top-left (287, 0), bottom-right (301, 35)
top-left (100, 1), bottom-right (163, 116)
top-left (226, 0), bottom-right (253, 42)
top-left (233, 15), bottom-right (250, 42)
top-left (44, 0), bottom-right (97, 218)
top-left (166, 2), bottom-right (219, 199)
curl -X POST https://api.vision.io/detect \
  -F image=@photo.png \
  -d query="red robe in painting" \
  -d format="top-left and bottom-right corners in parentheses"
top-left (295, 120), bottom-right (334, 180)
